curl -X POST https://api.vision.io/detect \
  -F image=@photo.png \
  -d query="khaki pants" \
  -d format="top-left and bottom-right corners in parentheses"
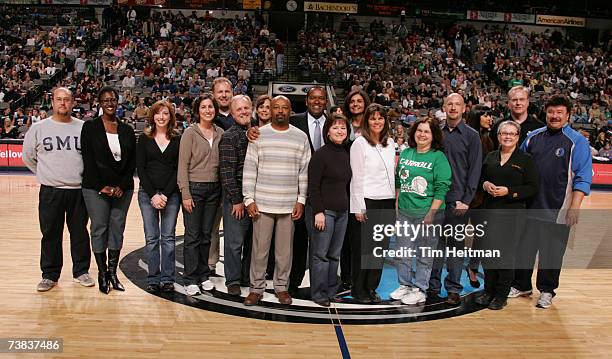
top-left (249, 212), bottom-right (294, 294)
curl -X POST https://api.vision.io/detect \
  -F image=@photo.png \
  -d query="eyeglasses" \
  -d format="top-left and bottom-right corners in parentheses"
top-left (499, 132), bottom-right (519, 137)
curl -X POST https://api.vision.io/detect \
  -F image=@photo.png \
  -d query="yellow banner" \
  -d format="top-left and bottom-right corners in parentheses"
top-left (242, 0), bottom-right (260, 9)
top-left (304, 1), bottom-right (358, 14)
top-left (536, 15), bottom-right (586, 27)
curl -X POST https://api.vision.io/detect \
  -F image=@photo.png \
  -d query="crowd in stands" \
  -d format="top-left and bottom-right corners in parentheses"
top-left (297, 20), bottom-right (611, 158)
top-left (1, 7), bottom-right (610, 159)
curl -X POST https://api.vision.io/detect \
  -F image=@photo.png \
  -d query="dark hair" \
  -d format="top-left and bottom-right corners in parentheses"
top-left (360, 103), bottom-right (390, 147)
top-left (407, 117), bottom-right (444, 150)
top-left (322, 114), bottom-right (350, 145)
top-left (192, 93), bottom-right (218, 123)
top-left (343, 89), bottom-right (370, 121)
top-left (145, 100), bottom-right (179, 139)
top-left (545, 94), bottom-right (572, 113)
top-left (255, 94), bottom-right (272, 110)
top-left (465, 105), bottom-right (491, 132)
top-left (306, 86), bottom-right (326, 100)
top-left (97, 86), bottom-right (118, 102)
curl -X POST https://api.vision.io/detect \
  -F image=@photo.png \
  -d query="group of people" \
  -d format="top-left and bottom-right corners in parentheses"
top-left (24, 80), bottom-right (591, 313)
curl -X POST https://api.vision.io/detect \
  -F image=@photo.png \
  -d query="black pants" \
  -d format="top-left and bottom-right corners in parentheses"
top-left (39, 185), bottom-right (90, 281)
top-left (349, 198), bottom-right (394, 299)
top-left (289, 215), bottom-right (308, 291)
top-left (340, 216), bottom-right (355, 284)
top-left (512, 218), bottom-right (570, 296)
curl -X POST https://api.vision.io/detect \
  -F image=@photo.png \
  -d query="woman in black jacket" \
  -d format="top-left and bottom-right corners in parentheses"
top-left (475, 120), bottom-right (538, 310)
top-left (136, 100), bottom-right (181, 293)
top-left (81, 86), bottom-right (136, 294)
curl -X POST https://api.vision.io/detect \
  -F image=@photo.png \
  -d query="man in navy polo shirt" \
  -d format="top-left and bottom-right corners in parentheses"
top-left (510, 94), bottom-right (592, 309)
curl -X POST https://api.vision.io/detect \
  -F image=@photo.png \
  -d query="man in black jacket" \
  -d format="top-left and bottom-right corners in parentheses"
top-left (490, 86), bottom-right (544, 148)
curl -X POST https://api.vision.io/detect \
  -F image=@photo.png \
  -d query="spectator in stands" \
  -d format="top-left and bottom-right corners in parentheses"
top-left (177, 93), bottom-right (224, 296)
top-left (22, 87), bottom-right (94, 292)
top-left (594, 132), bottom-right (607, 151)
top-left (136, 100), bottom-right (181, 293)
top-left (598, 141), bottom-right (612, 159)
top-left (81, 86), bottom-right (137, 295)
top-left (122, 70), bottom-right (136, 89)
top-left (1, 117), bottom-right (19, 139)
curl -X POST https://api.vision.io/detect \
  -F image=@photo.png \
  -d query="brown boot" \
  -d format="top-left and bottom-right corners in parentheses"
top-left (244, 292), bottom-right (263, 306)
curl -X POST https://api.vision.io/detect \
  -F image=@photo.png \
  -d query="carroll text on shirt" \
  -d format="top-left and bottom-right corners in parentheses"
top-left (398, 158), bottom-right (433, 170)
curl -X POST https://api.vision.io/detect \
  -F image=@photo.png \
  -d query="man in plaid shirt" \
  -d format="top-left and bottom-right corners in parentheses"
top-left (219, 95), bottom-right (253, 296)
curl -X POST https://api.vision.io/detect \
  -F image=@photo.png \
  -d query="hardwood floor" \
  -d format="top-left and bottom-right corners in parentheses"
top-left (1, 174), bottom-right (611, 358)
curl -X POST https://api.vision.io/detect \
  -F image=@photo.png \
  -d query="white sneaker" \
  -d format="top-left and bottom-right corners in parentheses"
top-left (185, 284), bottom-right (201, 296)
top-left (401, 290), bottom-right (427, 305)
top-left (507, 287), bottom-right (532, 298)
top-left (390, 285), bottom-right (415, 300)
top-left (36, 278), bottom-right (57, 292)
top-left (536, 292), bottom-right (553, 309)
top-left (73, 273), bottom-right (95, 287)
top-left (201, 280), bottom-right (215, 291)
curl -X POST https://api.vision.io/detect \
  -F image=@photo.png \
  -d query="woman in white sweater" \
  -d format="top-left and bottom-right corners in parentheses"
top-left (349, 104), bottom-right (396, 304)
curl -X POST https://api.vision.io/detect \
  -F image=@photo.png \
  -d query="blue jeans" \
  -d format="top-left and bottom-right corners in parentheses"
top-left (395, 212), bottom-right (443, 293)
top-left (222, 195), bottom-right (252, 286)
top-left (82, 188), bottom-right (133, 253)
top-left (429, 205), bottom-right (468, 294)
top-left (138, 190), bottom-right (180, 285)
top-left (182, 182), bottom-right (221, 285)
top-left (307, 207), bottom-right (348, 302)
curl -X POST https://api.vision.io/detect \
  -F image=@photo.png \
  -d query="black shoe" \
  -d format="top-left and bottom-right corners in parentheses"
top-left (94, 252), bottom-right (110, 295)
top-left (314, 299), bottom-right (330, 307)
top-left (369, 291), bottom-right (382, 304)
top-left (426, 288), bottom-right (440, 298)
top-left (107, 250), bottom-right (125, 291)
top-left (351, 293), bottom-right (371, 304)
top-left (488, 297), bottom-right (507, 310)
top-left (468, 268), bottom-right (481, 288)
top-left (227, 284), bottom-right (241, 296)
top-left (161, 282), bottom-right (175, 293)
top-left (475, 293), bottom-right (493, 306)
top-left (146, 283), bottom-right (160, 293)
top-left (446, 292), bottom-right (461, 305)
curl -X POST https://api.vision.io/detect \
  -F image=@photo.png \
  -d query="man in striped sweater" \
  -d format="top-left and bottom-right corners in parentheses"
top-left (242, 96), bottom-right (311, 306)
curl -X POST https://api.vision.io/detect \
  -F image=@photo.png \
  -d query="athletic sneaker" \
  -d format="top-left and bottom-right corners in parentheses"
top-left (507, 287), bottom-right (532, 298)
top-left (536, 292), bottom-right (553, 309)
top-left (390, 285), bottom-right (415, 300)
top-left (201, 280), bottom-right (215, 291)
top-left (37, 278), bottom-right (57, 292)
top-left (401, 290), bottom-right (427, 305)
top-left (185, 284), bottom-right (201, 296)
top-left (73, 273), bottom-right (95, 287)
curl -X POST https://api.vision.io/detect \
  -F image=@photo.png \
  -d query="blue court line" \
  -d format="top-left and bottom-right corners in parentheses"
top-left (334, 324), bottom-right (351, 359)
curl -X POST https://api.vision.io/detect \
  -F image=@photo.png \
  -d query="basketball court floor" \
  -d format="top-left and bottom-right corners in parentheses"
top-left (1, 174), bottom-right (611, 357)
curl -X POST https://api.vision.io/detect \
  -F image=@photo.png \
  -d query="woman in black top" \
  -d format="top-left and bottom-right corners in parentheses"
top-left (307, 114), bottom-right (352, 307)
top-left (465, 104), bottom-right (494, 288)
top-left (81, 86), bottom-right (137, 294)
top-left (136, 100), bottom-right (181, 293)
top-left (475, 120), bottom-right (538, 310)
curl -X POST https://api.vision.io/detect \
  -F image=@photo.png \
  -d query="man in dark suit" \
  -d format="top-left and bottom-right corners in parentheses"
top-left (288, 86), bottom-right (327, 297)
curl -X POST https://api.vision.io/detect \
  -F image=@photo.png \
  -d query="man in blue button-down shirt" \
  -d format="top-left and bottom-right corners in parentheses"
top-left (429, 93), bottom-right (483, 305)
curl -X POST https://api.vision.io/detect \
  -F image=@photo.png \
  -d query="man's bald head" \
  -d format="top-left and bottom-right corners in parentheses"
top-left (443, 93), bottom-right (466, 123)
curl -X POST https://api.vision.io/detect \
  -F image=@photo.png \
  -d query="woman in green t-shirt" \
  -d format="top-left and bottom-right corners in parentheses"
top-left (391, 117), bottom-right (452, 305)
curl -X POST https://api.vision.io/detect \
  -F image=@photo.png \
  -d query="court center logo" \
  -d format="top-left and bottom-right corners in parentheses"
top-left (121, 234), bottom-right (483, 324)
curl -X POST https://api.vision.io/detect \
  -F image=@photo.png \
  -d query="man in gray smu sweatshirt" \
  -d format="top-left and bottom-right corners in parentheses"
top-left (22, 87), bottom-right (94, 292)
